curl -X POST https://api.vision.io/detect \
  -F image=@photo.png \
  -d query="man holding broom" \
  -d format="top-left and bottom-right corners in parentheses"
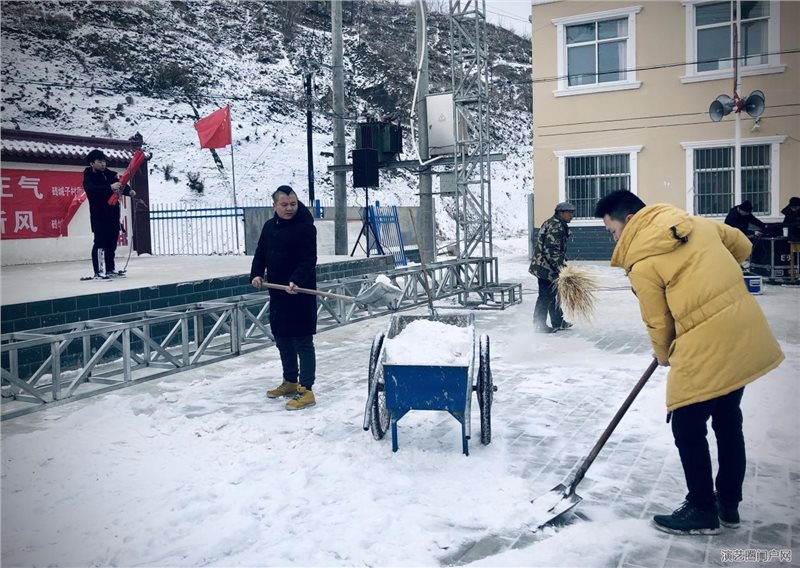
top-left (529, 201), bottom-right (576, 333)
top-left (595, 190), bottom-right (784, 535)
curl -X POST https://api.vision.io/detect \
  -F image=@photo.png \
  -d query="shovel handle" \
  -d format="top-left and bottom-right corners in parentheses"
top-left (260, 282), bottom-right (356, 303)
top-left (568, 358), bottom-right (659, 493)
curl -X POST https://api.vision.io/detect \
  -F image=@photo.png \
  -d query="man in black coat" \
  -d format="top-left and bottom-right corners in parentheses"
top-left (781, 196), bottom-right (800, 242)
top-left (250, 185), bottom-right (318, 410)
top-left (83, 149), bottom-right (135, 279)
top-left (723, 200), bottom-right (766, 237)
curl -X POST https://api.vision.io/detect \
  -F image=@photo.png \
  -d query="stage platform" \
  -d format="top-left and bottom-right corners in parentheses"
top-left (1, 254), bottom-right (395, 335)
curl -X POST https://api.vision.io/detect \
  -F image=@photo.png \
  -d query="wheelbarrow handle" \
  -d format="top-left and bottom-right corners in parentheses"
top-left (568, 358), bottom-right (659, 494)
top-left (261, 282), bottom-right (356, 303)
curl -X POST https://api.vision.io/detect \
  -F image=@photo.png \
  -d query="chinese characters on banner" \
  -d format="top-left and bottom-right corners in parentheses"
top-left (0, 169), bottom-right (87, 239)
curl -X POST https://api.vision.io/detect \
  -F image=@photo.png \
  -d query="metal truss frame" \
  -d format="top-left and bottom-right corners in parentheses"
top-left (1, 258), bottom-right (521, 420)
top-left (449, 0), bottom-right (494, 280)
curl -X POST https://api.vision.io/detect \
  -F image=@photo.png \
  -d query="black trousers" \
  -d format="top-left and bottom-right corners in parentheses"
top-left (671, 387), bottom-right (746, 509)
top-left (92, 227), bottom-right (119, 274)
top-left (274, 335), bottom-right (316, 390)
top-left (533, 277), bottom-right (564, 328)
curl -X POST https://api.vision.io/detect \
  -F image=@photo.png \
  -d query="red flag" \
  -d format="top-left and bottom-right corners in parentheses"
top-left (194, 105), bottom-right (232, 149)
top-left (108, 149), bottom-right (146, 205)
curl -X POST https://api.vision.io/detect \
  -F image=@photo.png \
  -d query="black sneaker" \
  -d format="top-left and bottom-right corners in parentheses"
top-left (93, 273), bottom-right (111, 280)
top-left (557, 321), bottom-right (574, 330)
top-left (652, 501), bottom-right (721, 535)
top-left (534, 325), bottom-right (557, 334)
top-left (717, 498), bottom-right (740, 528)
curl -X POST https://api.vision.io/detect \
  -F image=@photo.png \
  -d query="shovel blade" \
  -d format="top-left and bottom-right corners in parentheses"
top-left (529, 483), bottom-right (583, 531)
top-left (355, 281), bottom-right (403, 308)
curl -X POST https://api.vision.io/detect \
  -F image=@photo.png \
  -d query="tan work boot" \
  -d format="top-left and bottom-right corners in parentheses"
top-left (266, 381), bottom-right (298, 399)
top-left (286, 386), bottom-right (316, 410)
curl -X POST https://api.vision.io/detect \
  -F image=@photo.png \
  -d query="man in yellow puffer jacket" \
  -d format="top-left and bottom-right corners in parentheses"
top-left (595, 190), bottom-right (784, 536)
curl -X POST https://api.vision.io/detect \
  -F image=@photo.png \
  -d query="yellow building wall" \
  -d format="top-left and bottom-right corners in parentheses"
top-left (532, 0), bottom-right (800, 226)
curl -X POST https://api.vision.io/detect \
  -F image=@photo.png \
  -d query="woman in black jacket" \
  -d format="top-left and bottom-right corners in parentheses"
top-left (250, 185), bottom-right (318, 410)
top-left (83, 149), bottom-right (134, 278)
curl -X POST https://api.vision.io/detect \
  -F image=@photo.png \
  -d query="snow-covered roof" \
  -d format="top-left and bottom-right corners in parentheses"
top-left (1, 138), bottom-right (133, 163)
top-left (1, 129), bottom-right (141, 167)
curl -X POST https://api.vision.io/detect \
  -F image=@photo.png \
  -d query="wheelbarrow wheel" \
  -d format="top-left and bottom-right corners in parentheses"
top-left (478, 334), bottom-right (493, 445)
top-left (368, 332), bottom-right (390, 440)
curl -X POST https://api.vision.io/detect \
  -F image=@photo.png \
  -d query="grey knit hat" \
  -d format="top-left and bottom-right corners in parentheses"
top-left (555, 201), bottom-right (577, 212)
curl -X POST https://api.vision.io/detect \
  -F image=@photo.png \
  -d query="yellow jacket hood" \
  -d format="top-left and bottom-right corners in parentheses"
top-left (611, 204), bottom-right (694, 271)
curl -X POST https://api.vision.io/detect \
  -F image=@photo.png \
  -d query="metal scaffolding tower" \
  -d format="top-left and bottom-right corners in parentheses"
top-left (449, 0), bottom-right (495, 282)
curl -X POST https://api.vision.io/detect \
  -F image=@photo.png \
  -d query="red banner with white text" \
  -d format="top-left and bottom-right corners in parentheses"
top-left (0, 169), bottom-right (87, 239)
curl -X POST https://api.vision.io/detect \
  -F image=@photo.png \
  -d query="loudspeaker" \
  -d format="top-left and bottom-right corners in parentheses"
top-left (745, 90), bottom-right (765, 118)
top-left (709, 94), bottom-right (734, 122)
top-left (352, 148), bottom-right (379, 188)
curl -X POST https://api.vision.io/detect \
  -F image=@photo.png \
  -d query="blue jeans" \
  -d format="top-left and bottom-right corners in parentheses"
top-left (274, 335), bottom-right (316, 390)
top-left (671, 387), bottom-right (746, 508)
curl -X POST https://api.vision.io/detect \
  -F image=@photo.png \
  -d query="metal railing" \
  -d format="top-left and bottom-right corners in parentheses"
top-left (1, 258), bottom-right (521, 420)
top-left (150, 200), bottom-right (272, 255)
top-left (369, 205), bottom-right (407, 266)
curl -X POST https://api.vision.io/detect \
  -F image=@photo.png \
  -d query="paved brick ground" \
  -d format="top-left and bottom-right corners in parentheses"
top-left (444, 275), bottom-right (799, 567)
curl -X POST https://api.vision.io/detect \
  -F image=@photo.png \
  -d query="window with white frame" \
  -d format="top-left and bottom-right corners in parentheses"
top-left (683, 136), bottom-right (785, 217)
top-left (693, 145), bottom-right (771, 216)
top-left (555, 147), bottom-right (641, 219)
top-left (553, 6), bottom-right (641, 96)
top-left (683, 1), bottom-right (783, 81)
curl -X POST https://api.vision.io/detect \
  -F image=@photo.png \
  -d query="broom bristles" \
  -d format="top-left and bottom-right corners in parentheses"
top-left (555, 266), bottom-right (599, 321)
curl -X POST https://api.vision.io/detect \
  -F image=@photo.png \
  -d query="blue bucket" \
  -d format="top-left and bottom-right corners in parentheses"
top-left (744, 275), bottom-right (762, 295)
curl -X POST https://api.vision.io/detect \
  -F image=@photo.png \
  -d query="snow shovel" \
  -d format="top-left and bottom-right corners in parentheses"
top-left (528, 358), bottom-right (659, 530)
top-left (260, 281), bottom-right (402, 309)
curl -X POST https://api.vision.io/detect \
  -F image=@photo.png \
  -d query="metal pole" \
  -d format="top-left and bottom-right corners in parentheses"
top-left (332, 0), bottom-right (348, 254)
top-left (305, 72), bottom-right (316, 211)
top-left (230, 144), bottom-right (240, 253)
top-left (734, 0), bottom-right (742, 207)
top-left (416, 0), bottom-right (435, 264)
top-left (365, 187), bottom-right (370, 257)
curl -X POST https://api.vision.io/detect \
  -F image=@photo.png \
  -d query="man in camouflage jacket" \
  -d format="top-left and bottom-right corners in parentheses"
top-left (529, 201), bottom-right (576, 333)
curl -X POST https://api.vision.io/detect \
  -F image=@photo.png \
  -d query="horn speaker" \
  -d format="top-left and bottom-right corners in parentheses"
top-left (744, 90), bottom-right (765, 118)
top-left (709, 94), bottom-right (734, 122)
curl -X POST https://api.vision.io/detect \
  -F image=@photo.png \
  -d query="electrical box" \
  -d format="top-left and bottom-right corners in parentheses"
top-left (426, 93), bottom-right (460, 156)
top-left (438, 172), bottom-right (456, 196)
top-left (355, 121), bottom-right (403, 163)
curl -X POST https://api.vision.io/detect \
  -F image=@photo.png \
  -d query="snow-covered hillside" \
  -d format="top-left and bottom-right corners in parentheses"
top-left (1, 0), bottom-right (533, 240)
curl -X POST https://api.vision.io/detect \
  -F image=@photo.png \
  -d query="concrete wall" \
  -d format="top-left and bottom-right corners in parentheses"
top-left (244, 206), bottom-right (421, 256)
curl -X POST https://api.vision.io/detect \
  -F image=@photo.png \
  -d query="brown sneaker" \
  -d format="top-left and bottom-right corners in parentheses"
top-left (286, 386), bottom-right (316, 410)
top-left (266, 381), bottom-right (298, 399)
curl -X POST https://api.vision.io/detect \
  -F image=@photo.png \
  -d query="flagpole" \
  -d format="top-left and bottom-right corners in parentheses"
top-left (228, 105), bottom-right (240, 253)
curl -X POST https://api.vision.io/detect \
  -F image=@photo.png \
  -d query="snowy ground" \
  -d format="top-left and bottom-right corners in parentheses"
top-left (2, 237), bottom-right (798, 567)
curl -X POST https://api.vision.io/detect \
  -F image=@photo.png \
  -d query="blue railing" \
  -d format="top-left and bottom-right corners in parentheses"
top-left (369, 205), bottom-right (407, 267)
top-left (150, 200), bottom-right (407, 262)
top-left (149, 201), bottom-right (270, 255)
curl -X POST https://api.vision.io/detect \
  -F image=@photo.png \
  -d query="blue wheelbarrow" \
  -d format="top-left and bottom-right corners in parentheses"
top-left (362, 313), bottom-right (494, 455)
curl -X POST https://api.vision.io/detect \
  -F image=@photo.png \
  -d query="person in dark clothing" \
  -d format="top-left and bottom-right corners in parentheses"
top-left (250, 185), bottom-right (318, 410)
top-left (781, 196), bottom-right (800, 242)
top-left (83, 149), bottom-right (135, 279)
top-left (723, 200), bottom-right (766, 237)
top-left (529, 201), bottom-right (575, 333)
